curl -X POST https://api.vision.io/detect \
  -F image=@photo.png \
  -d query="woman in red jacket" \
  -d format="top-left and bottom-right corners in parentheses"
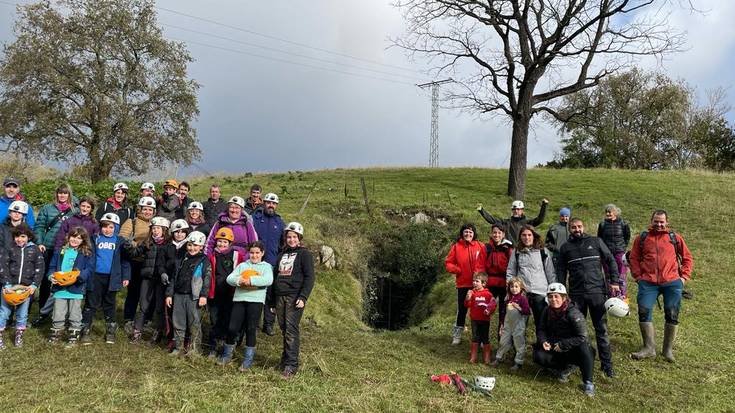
top-left (445, 223), bottom-right (486, 345)
top-left (484, 223), bottom-right (513, 336)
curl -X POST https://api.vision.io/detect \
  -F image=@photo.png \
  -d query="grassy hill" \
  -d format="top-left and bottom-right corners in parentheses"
top-left (4, 168), bottom-right (734, 412)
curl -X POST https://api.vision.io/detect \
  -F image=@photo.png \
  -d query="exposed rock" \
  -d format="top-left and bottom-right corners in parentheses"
top-left (320, 245), bottom-right (336, 269)
top-left (410, 212), bottom-right (430, 224)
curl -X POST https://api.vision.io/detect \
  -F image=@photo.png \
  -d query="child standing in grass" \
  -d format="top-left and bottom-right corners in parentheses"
top-left (219, 241), bottom-right (272, 370)
top-left (165, 231), bottom-right (211, 356)
top-left (492, 277), bottom-right (531, 371)
top-left (464, 273), bottom-right (497, 364)
top-left (47, 227), bottom-right (94, 347)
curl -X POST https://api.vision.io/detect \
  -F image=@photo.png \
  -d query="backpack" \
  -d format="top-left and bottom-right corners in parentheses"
top-left (629, 230), bottom-right (693, 300)
top-left (515, 248), bottom-right (548, 276)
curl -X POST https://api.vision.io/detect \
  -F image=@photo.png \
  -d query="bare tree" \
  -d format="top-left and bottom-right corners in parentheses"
top-left (395, 0), bottom-right (687, 198)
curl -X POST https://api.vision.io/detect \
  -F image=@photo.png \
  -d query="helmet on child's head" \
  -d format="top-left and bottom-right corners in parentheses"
top-left (284, 222), bottom-right (304, 236)
top-left (8, 200), bottom-right (29, 215)
top-left (263, 193), bottom-right (279, 204)
top-left (228, 196), bottom-right (245, 209)
top-left (141, 182), bottom-right (156, 192)
top-left (137, 196), bottom-right (156, 209)
top-left (186, 231), bottom-right (206, 246)
top-left (215, 228), bottom-right (234, 243)
top-left (2, 286), bottom-right (32, 306)
top-left (187, 201), bottom-right (204, 211)
top-left (605, 297), bottom-right (629, 318)
top-left (164, 179), bottom-right (178, 189)
top-left (113, 182), bottom-right (129, 192)
top-left (100, 213), bottom-right (120, 226)
top-left (170, 219), bottom-right (189, 233)
top-left (150, 217), bottom-right (170, 229)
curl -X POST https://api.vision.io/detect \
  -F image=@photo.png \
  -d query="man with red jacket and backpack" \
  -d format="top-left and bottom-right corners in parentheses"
top-left (629, 210), bottom-right (693, 363)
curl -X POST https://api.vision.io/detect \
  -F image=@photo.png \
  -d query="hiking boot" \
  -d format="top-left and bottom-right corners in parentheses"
top-left (451, 325), bottom-right (463, 345)
top-left (65, 329), bottom-right (80, 348)
top-left (581, 381), bottom-right (595, 397)
top-left (631, 322), bottom-right (656, 360)
top-left (218, 344), bottom-right (235, 365)
top-left (130, 329), bottom-right (142, 344)
top-left (80, 327), bottom-right (92, 345)
top-left (14, 329), bottom-right (25, 348)
top-left (662, 323), bottom-right (678, 363)
top-left (603, 365), bottom-right (616, 378)
top-left (31, 313), bottom-right (51, 328)
top-left (262, 324), bottom-right (275, 336)
top-left (281, 366), bottom-right (297, 379)
top-left (48, 328), bottom-right (63, 344)
top-left (557, 365), bottom-right (576, 383)
top-left (123, 320), bottom-right (134, 335)
top-left (105, 322), bottom-right (117, 344)
top-left (239, 346), bottom-right (256, 372)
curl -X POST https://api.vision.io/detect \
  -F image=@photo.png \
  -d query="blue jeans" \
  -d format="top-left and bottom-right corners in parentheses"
top-left (0, 293), bottom-right (31, 330)
top-left (636, 279), bottom-right (683, 324)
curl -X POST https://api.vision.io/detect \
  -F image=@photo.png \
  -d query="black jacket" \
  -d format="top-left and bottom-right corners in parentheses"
top-left (95, 201), bottom-right (133, 224)
top-left (272, 246), bottom-right (315, 303)
top-left (127, 241), bottom-right (166, 280)
top-left (158, 241), bottom-right (187, 279)
top-left (597, 218), bottom-right (631, 254)
top-left (203, 198), bottom-right (227, 227)
top-left (166, 252), bottom-right (211, 300)
top-left (536, 302), bottom-right (588, 352)
top-left (478, 203), bottom-right (548, 245)
top-left (1, 242), bottom-right (45, 287)
top-left (557, 234), bottom-right (619, 296)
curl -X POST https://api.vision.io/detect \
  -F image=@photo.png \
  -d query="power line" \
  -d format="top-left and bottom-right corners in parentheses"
top-left (155, 5), bottom-right (420, 74)
top-left (161, 22), bottom-right (423, 82)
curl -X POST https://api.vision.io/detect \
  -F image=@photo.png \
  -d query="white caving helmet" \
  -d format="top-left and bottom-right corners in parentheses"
top-left (187, 201), bottom-right (204, 211)
top-left (546, 282), bottom-right (567, 295)
top-left (186, 231), bottom-right (206, 246)
top-left (113, 182), bottom-right (129, 192)
top-left (170, 219), bottom-right (190, 232)
top-left (284, 221), bottom-right (304, 236)
top-left (605, 297), bottom-right (630, 318)
top-left (228, 196), bottom-right (245, 209)
top-left (100, 213), bottom-right (121, 226)
top-left (511, 200), bottom-right (525, 209)
top-left (8, 200), bottom-right (29, 215)
top-left (137, 196), bottom-right (156, 209)
top-left (141, 182), bottom-right (156, 192)
top-left (150, 217), bottom-right (170, 229)
top-left (263, 193), bottom-right (279, 204)
top-left (474, 376), bottom-right (496, 392)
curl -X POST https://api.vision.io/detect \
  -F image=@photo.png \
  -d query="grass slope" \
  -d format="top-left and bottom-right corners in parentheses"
top-left (3, 168), bottom-right (734, 412)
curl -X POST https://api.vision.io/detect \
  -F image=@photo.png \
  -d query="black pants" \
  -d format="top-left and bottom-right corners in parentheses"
top-left (38, 248), bottom-right (55, 310)
top-left (82, 273), bottom-right (118, 325)
top-left (275, 295), bottom-right (304, 370)
top-left (455, 287), bottom-right (471, 327)
top-left (123, 261), bottom-right (144, 321)
top-left (133, 278), bottom-right (165, 333)
top-left (533, 342), bottom-right (595, 383)
top-left (471, 320), bottom-right (490, 344)
top-left (571, 294), bottom-right (613, 369)
top-left (209, 298), bottom-right (233, 342)
top-left (226, 301), bottom-right (262, 347)
top-left (487, 286), bottom-right (507, 336)
top-left (527, 293), bottom-right (547, 336)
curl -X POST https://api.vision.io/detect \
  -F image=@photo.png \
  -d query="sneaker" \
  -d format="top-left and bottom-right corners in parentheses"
top-left (123, 320), bottom-right (134, 335)
top-left (0, 334), bottom-right (5, 350)
top-left (557, 365), bottom-right (576, 383)
top-left (510, 363), bottom-right (522, 372)
top-left (48, 329), bottom-right (62, 345)
top-left (130, 330), bottom-right (142, 344)
top-left (281, 367), bottom-right (297, 379)
top-left (581, 381), bottom-right (595, 397)
top-left (262, 324), bottom-right (275, 336)
top-left (169, 348), bottom-right (180, 357)
top-left (603, 366), bottom-right (616, 378)
top-left (31, 313), bottom-right (51, 328)
top-left (14, 330), bottom-right (25, 348)
top-left (80, 328), bottom-right (93, 345)
top-left (451, 326), bottom-right (462, 345)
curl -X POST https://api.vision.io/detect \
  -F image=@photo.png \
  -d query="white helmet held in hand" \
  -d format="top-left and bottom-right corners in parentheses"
top-left (187, 201), bottom-right (204, 211)
top-left (605, 297), bottom-right (629, 318)
top-left (8, 200), bottom-right (29, 215)
top-left (141, 182), bottom-right (156, 192)
top-left (263, 193), bottom-right (279, 204)
top-left (284, 221), bottom-right (304, 236)
top-left (113, 182), bottom-right (129, 192)
top-left (546, 282), bottom-right (567, 295)
top-left (228, 196), bottom-right (245, 209)
top-left (511, 200), bottom-right (525, 209)
top-left (170, 219), bottom-right (190, 232)
top-left (100, 213), bottom-right (121, 226)
top-left (150, 217), bottom-right (170, 229)
top-left (138, 196), bottom-right (156, 208)
top-left (186, 231), bottom-right (206, 246)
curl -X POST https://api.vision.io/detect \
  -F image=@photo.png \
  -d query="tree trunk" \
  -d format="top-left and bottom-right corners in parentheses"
top-left (507, 112), bottom-right (531, 199)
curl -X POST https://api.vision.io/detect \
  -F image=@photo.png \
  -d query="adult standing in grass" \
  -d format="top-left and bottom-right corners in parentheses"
top-left (557, 218), bottom-right (619, 378)
top-left (252, 192), bottom-right (285, 336)
top-left (483, 223), bottom-right (513, 336)
top-left (505, 225), bottom-right (555, 336)
top-left (545, 207), bottom-right (571, 276)
top-left (205, 196), bottom-right (258, 255)
top-left (477, 199), bottom-right (549, 245)
top-left (445, 223), bottom-right (486, 345)
top-left (95, 182), bottom-right (134, 224)
top-left (533, 283), bottom-right (596, 397)
top-left (0, 177), bottom-right (35, 229)
top-left (203, 184), bottom-right (227, 227)
top-left (270, 222), bottom-right (315, 379)
top-left (597, 204), bottom-right (631, 300)
top-left (629, 210), bottom-right (693, 363)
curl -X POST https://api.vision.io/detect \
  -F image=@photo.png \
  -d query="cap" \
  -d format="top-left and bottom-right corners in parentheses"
top-left (559, 207), bottom-right (571, 217)
top-left (3, 177), bottom-right (19, 186)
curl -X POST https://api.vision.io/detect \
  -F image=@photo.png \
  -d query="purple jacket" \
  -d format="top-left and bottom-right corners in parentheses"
top-left (54, 214), bottom-right (100, 251)
top-left (205, 211), bottom-right (258, 255)
top-left (506, 292), bottom-right (531, 316)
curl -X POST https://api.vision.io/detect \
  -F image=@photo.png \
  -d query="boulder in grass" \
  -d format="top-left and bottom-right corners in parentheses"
top-left (320, 245), bottom-right (336, 269)
top-left (410, 212), bottom-right (430, 224)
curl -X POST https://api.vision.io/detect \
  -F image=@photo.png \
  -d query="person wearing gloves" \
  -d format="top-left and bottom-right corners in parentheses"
top-left (477, 199), bottom-right (549, 245)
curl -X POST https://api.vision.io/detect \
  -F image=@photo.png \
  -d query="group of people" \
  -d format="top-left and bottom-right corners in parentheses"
top-left (0, 177), bottom-right (315, 379)
top-left (446, 200), bottom-right (693, 396)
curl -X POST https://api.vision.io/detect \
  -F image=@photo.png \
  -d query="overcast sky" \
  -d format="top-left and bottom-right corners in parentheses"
top-left (1, 0), bottom-right (734, 177)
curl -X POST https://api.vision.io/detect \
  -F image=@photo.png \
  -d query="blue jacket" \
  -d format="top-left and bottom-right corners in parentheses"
top-left (0, 195), bottom-right (35, 229)
top-left (47, 248), bottom-right (95, 295)
top-left (91, 233), bottom-right (131, 292)
top-left (252, 210), bottom-right (285, 266)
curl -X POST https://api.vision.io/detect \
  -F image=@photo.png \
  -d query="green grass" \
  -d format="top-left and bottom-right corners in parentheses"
top-left (5, 167), bottom-right (735, 412)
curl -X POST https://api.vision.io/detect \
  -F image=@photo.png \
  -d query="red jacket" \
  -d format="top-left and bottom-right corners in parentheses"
top-left (464, 288), bottom-right (497, 321)
top-left (484, 240), bottom-right (513, 288)
top-left (445, 240), bottom-right (486, 288)
top-left (629, 227), bottom-right (693, 285)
